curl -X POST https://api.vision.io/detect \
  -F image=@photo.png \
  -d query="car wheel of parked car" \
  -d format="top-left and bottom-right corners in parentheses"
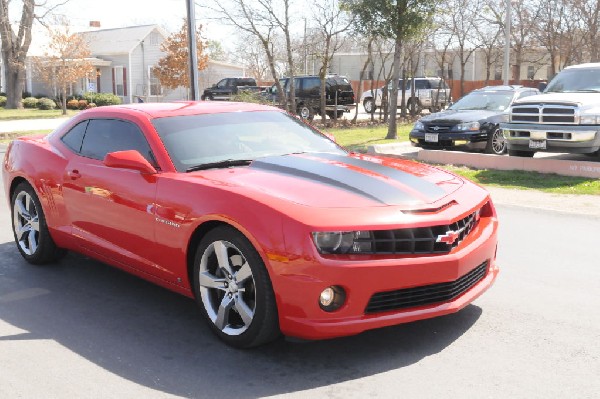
top-left (407, 99), bottom-right (423, 115)
top-left (363, 98), bottom-right (376, 114)
top-left (297, 105), bottom-right (314, 121)
top-left (11, 182), bottom-right (66, 264)
top-left (485, 127), bottom-right (507, 155)
top-left (326, 111), bottom-right (344, 120)
top-left (192, 225), bottom-right (280, 348)
top-left (508, 149), bottom-right (535, 157)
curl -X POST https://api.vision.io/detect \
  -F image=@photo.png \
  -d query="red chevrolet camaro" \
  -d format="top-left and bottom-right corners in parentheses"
top-left (2, 102), bottom-right (499, 347)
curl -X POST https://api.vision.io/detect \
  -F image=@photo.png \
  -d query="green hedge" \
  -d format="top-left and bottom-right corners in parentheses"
top-left (22, 97), bottom-right (38, 108)
top-left (37, 98), bottom-right (57, 110)
top-left (0, 96), bottom-right (6, 107)
top-left (82, 92), bottom-right (122, 107)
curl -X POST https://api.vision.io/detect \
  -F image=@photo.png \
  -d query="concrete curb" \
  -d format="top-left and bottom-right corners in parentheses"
top-left (368, 143), bottom-right (600, 179)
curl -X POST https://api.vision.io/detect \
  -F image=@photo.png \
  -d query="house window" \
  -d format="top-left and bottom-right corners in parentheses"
top-left (112, 66), bottom-right (127, 96)
top-left (527, 65), bottom-right (535, 80)
top-left (148, 66), bottom-right (162, 96)
top-left (149, 33), bottom-right (160, 46)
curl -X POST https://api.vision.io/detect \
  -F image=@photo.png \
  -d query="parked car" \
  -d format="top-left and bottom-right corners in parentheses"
top-left (264, 75), bottom-right (355, 120)
top-left (409, 85), bottom-right (540, 155)
top-left (201, 77), bottom-right (262, 101)
top-left (502, 63), bottom-right (600, 158)
top-left (3, 101), bottom-right (499, 348)
top-left (360, 77), bottom-right (451, 114)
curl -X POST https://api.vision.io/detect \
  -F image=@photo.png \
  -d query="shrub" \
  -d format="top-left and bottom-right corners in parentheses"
top-left (22, 91), bottom-right (32, 99)
top-left (67, 99), bottom-right (80, 110)
top-left (37, 98), bottom-right (56, 110)
top-left (83, 92), bottom-right (121, 107)
top-left (86, 102), bottom-right (97, 109)
top-left (78, 99), bottom-right (88, 109)
top-left (22, 97), bottom-right (38, 108)
top-left (0, 96), bottom-right (6, 107)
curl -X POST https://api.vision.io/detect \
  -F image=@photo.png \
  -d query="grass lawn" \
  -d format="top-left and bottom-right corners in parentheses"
top-left (323, 123), bottom-right (412, 152)
top-left (0, 108), bottom-right (78, 120)
top-left (326, 123), bottom-right (600, 196)
top-left (0, 129), bottom-right (52, 143)
top-left (445, 166), bottom-right (600, 195)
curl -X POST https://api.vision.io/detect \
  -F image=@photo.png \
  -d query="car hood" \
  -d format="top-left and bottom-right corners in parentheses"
top-left (190, 153), bottom-right (465, 209)
top-left (513, 92), bottom-right (598, 106)
top-left (420, 109), bottom-right (501, 124)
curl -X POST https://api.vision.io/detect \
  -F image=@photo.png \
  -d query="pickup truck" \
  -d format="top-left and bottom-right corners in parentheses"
top-left (201, 77), bottom-right (262, 101)
top-left (502, 63), bottom-right (600, 158)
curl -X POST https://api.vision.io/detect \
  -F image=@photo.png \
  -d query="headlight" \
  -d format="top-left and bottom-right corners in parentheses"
top-left (456, 121), bottom-right (480, 131)
top-left (499, 113), bottom-right (509, 123)
top-left (580, 115), bottom-right (600, 125)
top-left (413, 121), bottom-right (424, 131)
top-left (312, 231), bottom-right (373, 254)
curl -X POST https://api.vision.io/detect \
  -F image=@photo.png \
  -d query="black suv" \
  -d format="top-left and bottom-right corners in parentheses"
top-left (409, 85), bottom-right (539, 155)
top-left (201, 77), bottom-right (260, 101)
top-left (265, 75), bottom-right (355, 120)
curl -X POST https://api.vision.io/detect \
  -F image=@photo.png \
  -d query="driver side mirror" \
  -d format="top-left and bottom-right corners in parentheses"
top-left (104, 150), bottom-right (157, 174)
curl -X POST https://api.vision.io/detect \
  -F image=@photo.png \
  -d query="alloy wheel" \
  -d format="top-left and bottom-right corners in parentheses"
top-left (198, 240), bottom-right (256, 336)
top-left (13, 191), bottom-right (40, 256)
top-left (491, 128), bottom-right (506, 154)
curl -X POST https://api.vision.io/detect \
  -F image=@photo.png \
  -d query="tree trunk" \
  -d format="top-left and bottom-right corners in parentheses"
top-left (387, 38), bottom-right (402, 140)
top-left (5, 68), bottom-right (24, 109)
top-left (61, 85), bottom-right (68, 115)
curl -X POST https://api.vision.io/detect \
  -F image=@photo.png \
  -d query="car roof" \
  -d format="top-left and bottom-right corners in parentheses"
top-left (79, 101), bottom-right (283, 119)
top-left (474, 85), bottom-right (536, 93)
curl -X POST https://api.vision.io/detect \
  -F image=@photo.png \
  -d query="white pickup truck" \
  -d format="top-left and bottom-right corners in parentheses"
top-left (501, 63), bottom-right (600, 159)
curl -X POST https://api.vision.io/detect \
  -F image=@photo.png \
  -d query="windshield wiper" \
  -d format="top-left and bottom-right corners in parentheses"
top-left (186, 159), bottom-right (253, 172)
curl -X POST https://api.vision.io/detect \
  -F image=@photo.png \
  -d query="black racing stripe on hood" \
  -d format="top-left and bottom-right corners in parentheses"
top-left (251, 154), bottom-right (427, 205)
top-left (313, 153), bottom-right (446, 200)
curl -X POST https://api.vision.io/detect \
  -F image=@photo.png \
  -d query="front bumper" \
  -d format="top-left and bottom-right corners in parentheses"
top-left (501, 123), bottom-right (600, 153)
top-left (269, 208), bottom-right (499, 340)
top-left (409, 130), bottom-right (489, 151)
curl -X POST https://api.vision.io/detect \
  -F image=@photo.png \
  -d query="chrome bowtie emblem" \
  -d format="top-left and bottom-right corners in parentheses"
top-left (431, 125), bottom-right (440, 131)
top-left (436, 230), bottom-right (460, 245)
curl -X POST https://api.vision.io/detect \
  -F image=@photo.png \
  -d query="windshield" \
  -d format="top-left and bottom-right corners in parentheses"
top-left (545, 68), bottom-right (600, 93)
top-left (449, 91), bottom-right (514, 112)
top-left (152, 111), bottom-right (345, 172)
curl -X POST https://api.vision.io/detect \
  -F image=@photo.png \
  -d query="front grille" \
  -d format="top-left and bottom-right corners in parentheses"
top-left (511, 104), bottom-right (577, 124)
top-left (425, 123), bottom-right (453, 133)
top-left (354, 211), bottom-right (479, 255)
top-left (365, 260), bottom-right (489, 314)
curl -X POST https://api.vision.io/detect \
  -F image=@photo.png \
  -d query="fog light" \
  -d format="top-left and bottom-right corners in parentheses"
top-left (319, 286), bottom-right (346, 312)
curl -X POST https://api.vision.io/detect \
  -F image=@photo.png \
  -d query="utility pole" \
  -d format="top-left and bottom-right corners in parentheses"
top-left (503, 0), bottom-right (511, 85)
top-left (186, 0), bottom-right (200, 100)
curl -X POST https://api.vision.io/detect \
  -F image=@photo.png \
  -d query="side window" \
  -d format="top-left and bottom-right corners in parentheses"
top-left (61, 121), bottom-right (88, 153)
top-left (303, 77), bottom-right (320, 94)
top-left (216, 79), bottom-right (227, 88)
top-left (80, 119), bottom-right (156, 166)
top-left (415, 80), bottom-right (429, 90)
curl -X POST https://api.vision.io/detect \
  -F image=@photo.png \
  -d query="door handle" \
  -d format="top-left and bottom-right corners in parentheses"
top-left (68, 170), bottom-right (81, 180)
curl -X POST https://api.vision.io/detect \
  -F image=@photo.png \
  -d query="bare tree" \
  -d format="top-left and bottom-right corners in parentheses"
top-left (474, 0), bottom-right (504, 84)
top-left (574, 0), bottom-right (600, 62)
top-left (203, 0), bottom-right (291, 110)
top-left (308, 0), bottom-right (353, 122)
top-left (0, 0), bottom-right (68, 108)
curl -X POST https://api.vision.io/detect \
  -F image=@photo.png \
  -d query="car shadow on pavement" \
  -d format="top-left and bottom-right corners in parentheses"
top-left (0, 244), bottom-right (482, 398)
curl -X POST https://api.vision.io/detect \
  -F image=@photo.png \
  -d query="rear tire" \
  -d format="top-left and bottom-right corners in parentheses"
top-left (508, 149), bottom-right (535, 157)
top-left (11, 182), bottom-right (66, 264)
top-left (192, 226), bottom-right (280, 348)
top-left (363, 98), bottom-right (376, 114)
top-left (297, 105), bottom-right (314, 121)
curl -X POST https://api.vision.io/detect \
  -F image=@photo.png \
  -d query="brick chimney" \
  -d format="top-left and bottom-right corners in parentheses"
top-left (89, 21), bottom-right (101, 28)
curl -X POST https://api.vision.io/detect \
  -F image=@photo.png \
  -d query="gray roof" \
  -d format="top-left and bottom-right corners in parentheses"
top-left (79, 25), bottom-right (168, 56)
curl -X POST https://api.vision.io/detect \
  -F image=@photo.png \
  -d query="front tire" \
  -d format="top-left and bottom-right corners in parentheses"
top-left (192, 226), bottom-right (280, 348)
top-left (485, 127), bottom-right (507, 155)
top-left (11, 182), bottom-right (66, 264)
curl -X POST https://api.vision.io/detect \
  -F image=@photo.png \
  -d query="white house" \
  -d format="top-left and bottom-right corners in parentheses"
top-left (8, 23), bottom-right (245, 103)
